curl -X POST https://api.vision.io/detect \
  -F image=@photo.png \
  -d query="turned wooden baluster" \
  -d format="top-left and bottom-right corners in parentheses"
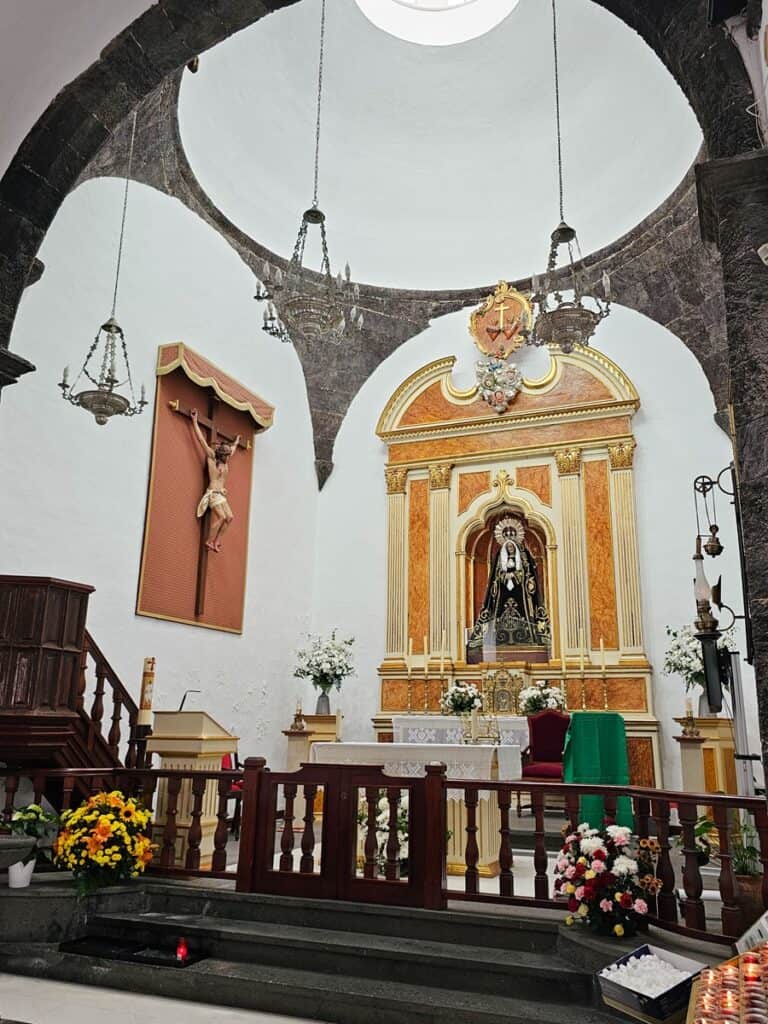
top-left (75, 646), bottom-right (88, 712)
top-left (532, 790), bottom-right (549, 900)
top-left (464, 785), bottom-right (479, 895)
top-left (160, 775), bottom-right (182, 868)
top-left (90, 666), bottom-right (106, 735)
top-left (125, 710), bottom-right (138, 770)
top-left (280, 783), bottom-right (298, 872)
top-left (108, 691), bottom-right (123, 760)
top-left (185, 774), bottom-right (206, 870)
top-left (754, 803), bottom-right (768, 914)
top-left (385, 787), bottom-right (401, 881)
top-left (2, 774), bottom-right (19, 818)
top-left (300, 784), bottom-right (318, 874)
top-left (651, 797), bottom-right (678, 922)
top-left (497, 786), bottom-right (514, 897)
top-left (32, 773), bottom-right (45, 806)
top-left (633, 796), bottom-right (657, 916)
top-left (212, 777), bottom-right (231, 873)
top-left (603, 793), bottom-right (617, 827)
top-left (714, 803), bottom-right (743, 937)
top-left (364, 786), bottom-right (379, 879)
top-left (678, 799), bottom-right (706, 931)
top-left (565, 791), bottom-right (580, 835)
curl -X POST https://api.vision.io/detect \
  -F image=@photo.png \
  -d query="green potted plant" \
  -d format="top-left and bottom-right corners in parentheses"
top-left (728, 816), bottom-right (763, 929)
top-left (6, 804), bottom-right (59, 888)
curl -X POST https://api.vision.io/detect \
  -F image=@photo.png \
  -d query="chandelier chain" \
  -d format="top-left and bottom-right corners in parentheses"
top-left (110, 111), bottom-right (138, 319)
top-left (551, 0), bottom-right (565, 224)
top-left (312, 0), bottom-right (327, 208)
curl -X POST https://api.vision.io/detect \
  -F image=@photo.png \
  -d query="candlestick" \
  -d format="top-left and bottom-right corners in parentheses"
top-left (599, 636), bottom-right (606, 673)
top-left (62, 365), bottom-right (69, 385)
top-left (685, 696), bottom-right (693, 716)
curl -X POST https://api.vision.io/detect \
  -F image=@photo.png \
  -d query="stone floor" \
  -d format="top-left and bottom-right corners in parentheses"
top-left (0, 973), bottom-right (328, 1024)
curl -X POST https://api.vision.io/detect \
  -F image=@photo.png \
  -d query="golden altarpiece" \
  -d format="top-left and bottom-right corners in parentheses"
top-left (373, 345), bottom-right (661, 788)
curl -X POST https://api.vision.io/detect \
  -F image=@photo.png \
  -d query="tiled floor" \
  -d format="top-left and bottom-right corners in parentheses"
top-left (0, 974), bottom-right (325, 1024)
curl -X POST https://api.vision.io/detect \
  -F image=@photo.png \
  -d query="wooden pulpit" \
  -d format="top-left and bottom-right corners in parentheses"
top-left (147, 709), bottom-right (238, 869)
top-left (136, 343), bottom-right (274, 633)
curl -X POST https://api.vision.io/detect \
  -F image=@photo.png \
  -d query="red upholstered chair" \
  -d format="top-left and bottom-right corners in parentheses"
top-left (222, 753), bottom-right (244, 838)
top-left (517, 710), bottom-right (571, 817)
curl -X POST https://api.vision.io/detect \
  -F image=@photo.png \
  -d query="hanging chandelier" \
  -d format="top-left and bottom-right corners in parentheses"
top-left (526, 0), bottom-right (611, 353)
top-left (58, 112), bottom-right (147, 424)
top-left (254, 0), bottom-right (362, 345)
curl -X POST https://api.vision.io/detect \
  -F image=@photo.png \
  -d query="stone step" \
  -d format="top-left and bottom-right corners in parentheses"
top-left (126, 883), bottom-right (560, 953)
top-left (0, 944), bottom-right (622, 1024)
top-left (89, 910), bottom-right (595, 1004)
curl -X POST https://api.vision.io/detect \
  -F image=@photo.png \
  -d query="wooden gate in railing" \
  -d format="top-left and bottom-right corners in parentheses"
top-left (236, 759), bottom-right (447, 909)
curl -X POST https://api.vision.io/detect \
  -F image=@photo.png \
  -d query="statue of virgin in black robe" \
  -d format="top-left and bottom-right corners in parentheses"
top-left (467, 516), bottom-right (551, 660)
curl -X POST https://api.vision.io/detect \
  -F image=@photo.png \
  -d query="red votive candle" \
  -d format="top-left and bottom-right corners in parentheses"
top-left (175, 936), bottom-right (188, 962)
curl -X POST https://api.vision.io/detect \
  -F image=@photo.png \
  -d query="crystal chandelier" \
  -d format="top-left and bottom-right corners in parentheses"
top-left (254, 0), bottom-right (362, 345)
top-left (526, 0), bottom-right (611, 353)
top-left (58, 112), bottom-right (147, 424)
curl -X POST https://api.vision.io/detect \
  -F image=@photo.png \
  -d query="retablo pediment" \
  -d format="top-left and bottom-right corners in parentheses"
top-left (376, 348), bottom-right (638, 438)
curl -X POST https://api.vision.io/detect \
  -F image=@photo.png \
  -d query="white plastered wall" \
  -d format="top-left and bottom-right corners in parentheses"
top-left (0, 178), bottom-right (318, 771)
top-left (313, 304), bottom-right (760, 792)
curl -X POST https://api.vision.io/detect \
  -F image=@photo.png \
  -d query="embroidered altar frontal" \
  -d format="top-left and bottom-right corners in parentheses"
top-left (136, 344), bottom-right (274, 633)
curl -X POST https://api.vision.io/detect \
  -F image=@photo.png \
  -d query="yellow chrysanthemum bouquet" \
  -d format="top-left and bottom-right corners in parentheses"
top-left (53, 790), bottom-right (155, 893)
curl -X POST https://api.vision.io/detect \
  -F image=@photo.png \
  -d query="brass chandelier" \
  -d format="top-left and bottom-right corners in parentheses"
top-left (256, 0), bottom-right (362, 345)
top-left (58, 112), bottom-right (147, 424)
top-left (526, 0), bottom-right (611, 353)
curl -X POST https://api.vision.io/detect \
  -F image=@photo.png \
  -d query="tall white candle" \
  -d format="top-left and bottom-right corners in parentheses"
top-left (600, 636), bottom-right (606, 673)
top-left (470, 707), bottom-right (479, 741)
top-left (578, 628), bottom-right (585, 672)
top-left (335, 708), bottom-right (342, 741)
top-left (407, 637), bottom-right (413, 677)
top-left (423, 635), bottom-right (428, 677)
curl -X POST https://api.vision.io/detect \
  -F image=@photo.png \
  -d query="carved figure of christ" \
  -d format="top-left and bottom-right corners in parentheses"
top-left (170, 396), bottom-right (247, 617)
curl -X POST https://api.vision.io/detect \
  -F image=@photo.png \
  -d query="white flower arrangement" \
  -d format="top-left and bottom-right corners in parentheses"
top-left (519, 681), bottom-right (566, 715)
top-left (294, 631), bottom-right (355, 692)
top-left (663, 624), bottom-right (734, 691)
top-left (440, 681), bottom-right (482, 716)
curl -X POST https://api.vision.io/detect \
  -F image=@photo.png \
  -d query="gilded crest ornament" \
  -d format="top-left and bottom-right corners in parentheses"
top-left (469, 281), bottom-right (533, 360)
top-left (475, 356), bottom-right (523, 414)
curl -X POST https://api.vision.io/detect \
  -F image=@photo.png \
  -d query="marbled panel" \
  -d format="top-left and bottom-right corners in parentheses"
top-left (398, 365), bottom-right (615, 428)
top-left (380, 678), bottom-right (444, 712)
top-left (516, 464), bottom-right (552, 506)
top-left (583, 459), bottom-right (620, 650)
top-left (458, 470), bottom-right (491, 514)
top-left (564, 678), bottom-right (647, 712)
top-left (389, 416), bottom-right (633, 464)
top-left (407, 479), bottom-right (429, 653)
top-left (627, 737), bottom-right (656, 788)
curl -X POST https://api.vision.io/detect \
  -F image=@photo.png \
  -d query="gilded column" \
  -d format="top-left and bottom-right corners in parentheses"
top-left (608, 441), bottom-right (644, 655)
top-left (428, 463), bottom-right (452, 656)
top-left (385, 467), bottom-right (408, 658)
top-left (556, 448), bottom-right (589, 654)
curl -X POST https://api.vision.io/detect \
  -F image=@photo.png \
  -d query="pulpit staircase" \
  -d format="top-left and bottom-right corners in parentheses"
top-left (0, 577), bottom-right (140, 806)
top-left (0, 883), bottom-right (622, 1024)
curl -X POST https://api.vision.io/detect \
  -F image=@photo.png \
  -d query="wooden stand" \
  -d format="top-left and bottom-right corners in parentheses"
top-left (147, 710), bottom-right (237, 868)
top-left (674, 717), bottom-right (737, 795)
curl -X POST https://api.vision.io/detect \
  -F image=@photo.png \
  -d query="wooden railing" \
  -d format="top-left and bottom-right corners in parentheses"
top-left (2, 761), bottom-right (766, 945)
top-left (78, 632), bottom-right (141, 768)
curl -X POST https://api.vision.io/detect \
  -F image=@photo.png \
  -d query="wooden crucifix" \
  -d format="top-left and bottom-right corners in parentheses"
top-left (169, 394), bottom-right (251, 617)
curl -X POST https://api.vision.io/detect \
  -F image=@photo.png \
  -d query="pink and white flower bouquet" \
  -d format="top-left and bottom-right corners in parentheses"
top-left (554, 823), bottom-right (657, 938)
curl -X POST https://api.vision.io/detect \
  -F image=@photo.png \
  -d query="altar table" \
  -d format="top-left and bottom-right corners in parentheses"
top-left (311, 741), bottom-right (521, 876)
top-left (391, 714), bottom-right (529, 751)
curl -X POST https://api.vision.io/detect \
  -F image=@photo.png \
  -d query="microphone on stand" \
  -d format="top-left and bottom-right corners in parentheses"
top-left (178, 689), bottom-right (201, 712)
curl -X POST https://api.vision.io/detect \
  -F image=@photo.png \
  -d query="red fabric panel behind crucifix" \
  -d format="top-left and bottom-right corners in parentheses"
top-left (136, 346), bottom-right (273, 633)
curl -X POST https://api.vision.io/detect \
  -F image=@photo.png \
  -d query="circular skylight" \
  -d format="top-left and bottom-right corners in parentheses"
top-left (353, 0), bottom-right (521, 45)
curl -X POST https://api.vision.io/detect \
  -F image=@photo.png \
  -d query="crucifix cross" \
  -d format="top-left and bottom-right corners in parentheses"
top-left (169, 394), bottom-right (250, 617)
top-left (496, 301), bottom-right (509, 331)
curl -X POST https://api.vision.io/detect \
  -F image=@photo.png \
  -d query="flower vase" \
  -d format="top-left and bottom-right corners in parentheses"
top-left (315, 688), bottom-right (331, 715)
top-left (8, 859), bottom-right (34, 888)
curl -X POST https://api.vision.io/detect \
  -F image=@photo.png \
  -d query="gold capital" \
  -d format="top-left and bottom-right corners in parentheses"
top-left (385, 467), bottom-right (408, 494)
top-left (428, 463), bottom-right (453, 490)
top-left (608, 441), bottom-right (636, 470)
top-left (555, 448), bottom-right (582, 476)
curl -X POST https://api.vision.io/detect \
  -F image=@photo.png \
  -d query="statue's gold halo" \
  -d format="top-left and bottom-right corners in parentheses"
top-left (469, 281), bottom-right (533, 360)
top-left (494, 515), bottom-right (526, 547)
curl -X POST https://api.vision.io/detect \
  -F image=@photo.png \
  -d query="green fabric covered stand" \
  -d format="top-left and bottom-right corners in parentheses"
top-left (562, 711), bottom-right (634, 829)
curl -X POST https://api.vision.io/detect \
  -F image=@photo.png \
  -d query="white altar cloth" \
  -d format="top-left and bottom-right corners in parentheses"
top-left (392, 714), bottom-right (529, 752)
top-left (310, 741), bottom-right (521, 782)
